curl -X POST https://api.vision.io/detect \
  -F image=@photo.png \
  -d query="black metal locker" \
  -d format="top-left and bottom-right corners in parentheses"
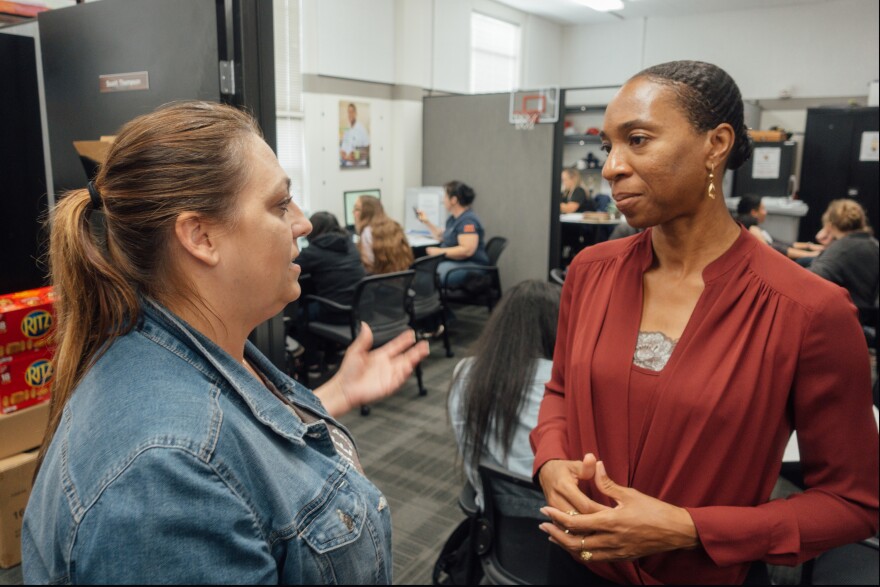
top-left (799, 107), bottom-right (879, 241)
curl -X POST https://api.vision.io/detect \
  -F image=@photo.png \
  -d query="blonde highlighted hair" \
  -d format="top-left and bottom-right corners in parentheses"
top-left (355, 196), bottom-right (413, 274)
top-left (822, 199), bottom-right (872, 234)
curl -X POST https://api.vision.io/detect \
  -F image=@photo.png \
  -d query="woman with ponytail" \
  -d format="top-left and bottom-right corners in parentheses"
top-left (22, 101), bottom-right (428, 584)
top-left (532, 61), bottom-right (878, 584)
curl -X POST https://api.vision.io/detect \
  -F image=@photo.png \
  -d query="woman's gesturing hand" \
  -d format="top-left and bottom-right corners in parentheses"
top-left (539, 459), bottom-right (699, 564)
top-left (316, 324), bottom-right (429, 417)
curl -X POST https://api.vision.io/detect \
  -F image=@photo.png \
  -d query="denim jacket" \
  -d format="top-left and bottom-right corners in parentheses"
top-left (22, 299), bottom-right (392, 584)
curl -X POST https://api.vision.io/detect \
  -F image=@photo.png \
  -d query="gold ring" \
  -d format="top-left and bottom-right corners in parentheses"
top-left (580, 550), bottom-right (593, 562)
top-left (564, 528), bottom-right (570, 534)
top-left (567, 510), bottom-right (580, 516)
top-left (581, 536), bottom-right (585, 550)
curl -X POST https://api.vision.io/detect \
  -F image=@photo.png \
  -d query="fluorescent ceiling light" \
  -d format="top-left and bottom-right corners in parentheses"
top-left (574, 0), bottom-right (625, 12)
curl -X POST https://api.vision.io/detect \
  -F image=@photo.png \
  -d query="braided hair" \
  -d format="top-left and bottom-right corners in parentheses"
top-left (635, 61), bottom-right (753, 170)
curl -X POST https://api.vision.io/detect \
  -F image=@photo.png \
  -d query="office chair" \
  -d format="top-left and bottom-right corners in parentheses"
top-left (549, 268), bottom-right (566, 285)
top-left (442, 236), bottom-right (508, 313)
top-left (303, 270), bottom-right (425, 415)
top-left (410, 253), bottom-right (453, 358)
top-left (474, 462), bottom-right (553, 585)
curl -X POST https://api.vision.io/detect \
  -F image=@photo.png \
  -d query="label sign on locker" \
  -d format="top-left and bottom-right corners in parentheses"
top-left (99, 71), bottom-right (150, 93)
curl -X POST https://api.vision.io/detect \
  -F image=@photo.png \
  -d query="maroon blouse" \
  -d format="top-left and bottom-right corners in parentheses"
top-left (531, 227), bottom-right (879, 584)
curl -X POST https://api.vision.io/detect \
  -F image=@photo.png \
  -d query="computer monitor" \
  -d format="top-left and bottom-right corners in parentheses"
top-left (404, 186), bottom-right (447, 234)
top-left (343, 188), bottom-right (381, 228)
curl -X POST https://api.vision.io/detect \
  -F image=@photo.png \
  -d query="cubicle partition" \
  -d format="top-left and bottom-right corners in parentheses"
top-left (422, 93), bottom-right (556, 292)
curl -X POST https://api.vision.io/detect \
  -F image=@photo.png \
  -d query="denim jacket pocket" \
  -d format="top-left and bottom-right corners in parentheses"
top-left (298, 473), bottom-right (387, 584)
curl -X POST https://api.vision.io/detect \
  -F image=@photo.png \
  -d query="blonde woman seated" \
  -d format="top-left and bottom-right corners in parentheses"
top-left (353, 195), bottom-right (413, 274)
top-left (810, 198), bottom-right (879, 311)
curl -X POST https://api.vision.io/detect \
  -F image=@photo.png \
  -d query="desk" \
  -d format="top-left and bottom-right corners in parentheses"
top-left (560, 214), bottom-right (621, 264)
top-left (560, 212), bottom-right (622, 226)
top-left (407, 233), bottom-right (440, 259)
top-left (726, 197), bottom-right (808, 242)
top-left (406, 233), bottom-right (440, 248)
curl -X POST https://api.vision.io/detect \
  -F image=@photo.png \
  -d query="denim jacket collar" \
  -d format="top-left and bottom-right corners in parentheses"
top-left (139, 298), bottom-right (327, 446)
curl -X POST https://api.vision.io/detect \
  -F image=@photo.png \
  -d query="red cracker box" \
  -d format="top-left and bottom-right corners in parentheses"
top-left (0, 287), bottom-right (56, 359)
top-left (0, 348), bottom-right (53, 414)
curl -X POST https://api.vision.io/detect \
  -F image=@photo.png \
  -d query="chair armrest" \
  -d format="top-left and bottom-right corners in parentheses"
top-left (303, 294), bottom-right (352, 313)
top-left (458, 481), bottom-right (479, 518)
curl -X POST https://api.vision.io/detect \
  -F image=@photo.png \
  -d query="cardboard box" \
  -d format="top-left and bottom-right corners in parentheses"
top-left (0, 287), bottom-right (56, 359)
top-left (0, 450), bottom-right (38, 569)
top-left (0, 348), bottom-right (53, 414)
top-left (73, 136), bottom-right (115, 179)
top-left (0, 402), bottom-right (49, 461)
top-left (748, 129), bottom-right (788, 142)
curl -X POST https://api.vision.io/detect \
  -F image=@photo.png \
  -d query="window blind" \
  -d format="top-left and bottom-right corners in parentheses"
top-left (273, 0), bottom-right (306, 207)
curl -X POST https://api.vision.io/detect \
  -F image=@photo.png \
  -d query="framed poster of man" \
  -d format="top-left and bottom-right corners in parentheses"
top-left (339, 101), bottom-right (371, 168)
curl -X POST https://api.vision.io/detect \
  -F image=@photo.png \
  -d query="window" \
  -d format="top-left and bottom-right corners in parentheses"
top-left (274, 0), bottom-right (306, 207)
top-left (470, 12), bottom-right (521, 94)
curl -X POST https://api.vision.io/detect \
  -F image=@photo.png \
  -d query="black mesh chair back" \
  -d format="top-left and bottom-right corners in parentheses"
top-left (303, 270), bottom-right (426, 409)
top-left (410, 254), bottom-right (453, 357)
top-left (485, 237), bottom-right (508, 266)
top-left (353, 270), bottom-right (414, 347)
top-left (475, 462), bottom-right (553, 585)
top-left (442, 236), bottom-right (508, 312)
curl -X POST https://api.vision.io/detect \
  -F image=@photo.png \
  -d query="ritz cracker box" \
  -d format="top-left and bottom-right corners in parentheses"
top-left (0, 348), bottom-right (53, 414)
top-left (0, 287), bottom-right (56, 359)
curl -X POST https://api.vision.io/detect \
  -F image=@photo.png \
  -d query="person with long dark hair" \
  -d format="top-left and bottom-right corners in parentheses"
top-left (22, 102), bottom-right (428, 584)
top-left (448, 279), bottom-right (561, 508)
top-left (532, 61), bottom-right (878, 584)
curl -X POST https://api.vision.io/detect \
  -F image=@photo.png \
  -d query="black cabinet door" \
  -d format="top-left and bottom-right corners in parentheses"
top-left (0, 33), bottom-right (48, 294)
top-left (799, 107), bottom-right (879, 241)
top-left (39, 0), bottom-right (221, 194)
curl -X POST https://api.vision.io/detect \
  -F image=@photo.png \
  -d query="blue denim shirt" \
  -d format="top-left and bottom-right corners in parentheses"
top-left (22, 299), bottom-right (392, 584)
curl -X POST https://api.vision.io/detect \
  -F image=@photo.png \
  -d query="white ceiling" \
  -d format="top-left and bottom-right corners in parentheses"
top-left (494, 0), bottom-right (837, 25)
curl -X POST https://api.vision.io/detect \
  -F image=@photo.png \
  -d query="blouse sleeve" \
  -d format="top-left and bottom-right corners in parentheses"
top-left (687, 287), bottom-right (879, 567)
top-left (530, 275), bottom-right (575, 478)
top-left (360, 225), bottom-right (375, 266)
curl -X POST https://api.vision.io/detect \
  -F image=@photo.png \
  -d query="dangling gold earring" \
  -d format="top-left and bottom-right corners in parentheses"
top-left (707, 168), bottom-right (716, 199)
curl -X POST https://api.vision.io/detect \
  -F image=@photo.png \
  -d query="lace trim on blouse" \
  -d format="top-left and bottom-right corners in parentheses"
top-left (633, 331), bottom-right (679, 371)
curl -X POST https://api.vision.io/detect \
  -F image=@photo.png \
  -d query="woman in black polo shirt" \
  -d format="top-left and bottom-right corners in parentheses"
top-left (417, 180), bottom-right (490, 288)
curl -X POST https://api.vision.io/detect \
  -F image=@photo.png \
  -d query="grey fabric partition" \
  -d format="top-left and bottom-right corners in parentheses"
top-left (422, 93), bottom-right (555, 292)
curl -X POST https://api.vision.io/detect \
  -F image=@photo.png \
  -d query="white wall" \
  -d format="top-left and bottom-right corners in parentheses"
top-left (311, 0), bottom-right (396, 84)
top-left (300, 0), bottom-right (562, 224)
top-left (563, 0), bottom-right (879, 101)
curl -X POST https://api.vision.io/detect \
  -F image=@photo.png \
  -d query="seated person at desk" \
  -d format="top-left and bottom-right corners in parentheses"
top-left (448, 280), bottom-right (560, 510)
top-left (735, 194), bottom-right (823, 265)
top-left (294, 212), bottom-right (365, 368)
top-left (353, 195), bottom-right (413, 274)
top-left (810, 198), bottom-right (879, 311)
top-left (560, 167), bottom-right (596, 213)
top-left (416, 180), bottom-right (490, 288)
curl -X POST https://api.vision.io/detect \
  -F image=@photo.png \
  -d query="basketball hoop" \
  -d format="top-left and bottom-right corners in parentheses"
top-left (513, 111), bottom-right (540, 130)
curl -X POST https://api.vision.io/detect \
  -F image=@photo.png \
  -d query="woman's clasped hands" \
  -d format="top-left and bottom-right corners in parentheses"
top-left (538, 453), bottom-right (700, 564)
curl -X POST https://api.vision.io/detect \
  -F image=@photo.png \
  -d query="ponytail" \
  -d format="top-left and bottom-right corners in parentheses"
top-left (37, 187), bottom-right (140, 472)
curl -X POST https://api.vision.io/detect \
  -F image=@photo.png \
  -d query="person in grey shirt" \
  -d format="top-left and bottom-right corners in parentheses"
top-left (448, 280), bottom-right (560, 510)
top-left (810, 198), bottom-right (879, 310)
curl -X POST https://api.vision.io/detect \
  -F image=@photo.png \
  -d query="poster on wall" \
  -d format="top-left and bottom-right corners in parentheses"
top-left (339, 101), bottom-right (371, 169)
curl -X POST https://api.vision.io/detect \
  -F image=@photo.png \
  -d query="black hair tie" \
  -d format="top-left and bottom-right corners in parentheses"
top-left (87, 181), bottom-right (103, 210)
